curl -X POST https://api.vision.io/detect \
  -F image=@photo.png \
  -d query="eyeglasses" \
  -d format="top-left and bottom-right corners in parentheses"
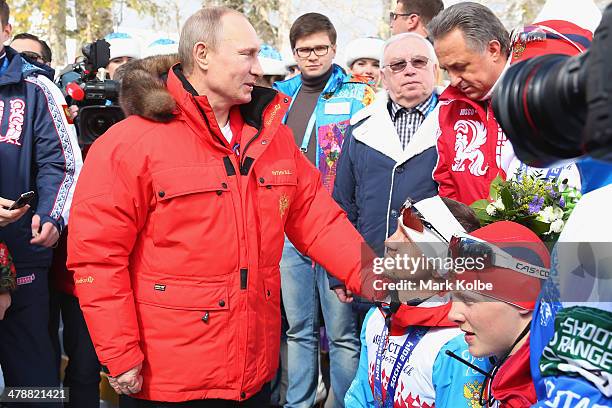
top-left (384, 56), bottom-right (430, 73)
top-left (389, 11), bottom-right (419, 22)
top-left (447, 233), bottom-right (550, 279)
top-left (20, 51), bottom-right (46, 64)
top-left (294, 45), bottom-right (331, 59)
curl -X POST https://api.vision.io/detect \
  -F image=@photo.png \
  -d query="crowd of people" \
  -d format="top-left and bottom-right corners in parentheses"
top-left (0, 0), bottom-right (610, 407)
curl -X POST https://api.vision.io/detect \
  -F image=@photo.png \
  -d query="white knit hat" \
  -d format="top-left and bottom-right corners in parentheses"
top-left (144, 38), bottom-right (178, 58)
top-left (259, 57), bottom-right (287, 76)
top-left (258, 44), bottom-right (287, 76)
top-left (105, 33), bottom-right (141, 60)
top-left (344, 37), bottom-right (384, 68)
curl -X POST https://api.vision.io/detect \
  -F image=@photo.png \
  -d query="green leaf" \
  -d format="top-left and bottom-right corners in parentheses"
top-left (472, 210), bottom-right (495, 225)
top-left (500, 187), bottom-right (514, 210)
top-left (470, 199), bottom-right (490, 211)
top-left (530, 220), bottom-right (551, 236)
top-left (470, 199), bottom-right (495, 225)
top-left (489, 175), bottom-right (504, 201)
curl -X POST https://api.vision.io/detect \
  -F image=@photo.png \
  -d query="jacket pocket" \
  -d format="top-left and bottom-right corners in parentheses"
top-left (152, 166), bottom-right (230, 202)
top-left (133, 277), bottom-right (229, 311)
top-left (132, 277), bottom-right (236, 391)
top-left (149, 165), bottom-right (238, 277)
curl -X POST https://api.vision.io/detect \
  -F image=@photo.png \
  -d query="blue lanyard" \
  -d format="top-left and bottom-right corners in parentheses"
top-left (300, 111), bottom-right (317, 153)
top-left (373, 320), bottom-right (428, 408)
top-left (285, 78), bottom-right (335, 169)
top-left (284, 83), bottom-right (318, 154)
top-left (422, 94), bottom-right (438, 118)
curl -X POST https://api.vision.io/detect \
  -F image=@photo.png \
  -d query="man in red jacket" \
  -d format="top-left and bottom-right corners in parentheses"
top-left (67, 7), bottom-right (374, 407)
top-left (428, 2), bottom-right (515, 206)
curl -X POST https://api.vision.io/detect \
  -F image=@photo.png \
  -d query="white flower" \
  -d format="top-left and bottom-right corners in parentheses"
top-left (549, 219), bottom-right (565, 234)
top-left (553, 206), bottom-right (564, 220)
top-left (486, 203), bottom-right (497, 216)
top-left (492, 198), bottom-right (505, 212)
top-left (537, 206), bottom-right (555, 223)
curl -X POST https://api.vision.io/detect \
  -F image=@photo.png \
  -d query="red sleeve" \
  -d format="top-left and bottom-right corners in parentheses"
top-left (67, 126), bottom-right (151, 376)
top-left (284, 144), bottom-right (380, 301)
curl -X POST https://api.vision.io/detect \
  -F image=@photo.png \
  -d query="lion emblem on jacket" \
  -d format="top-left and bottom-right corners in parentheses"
top-left (452, 120), bottom-right (488, 176)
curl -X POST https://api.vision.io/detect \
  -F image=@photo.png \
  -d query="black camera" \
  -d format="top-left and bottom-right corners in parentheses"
top-left (493, 3), bottom-right (612, 167)
top-left (58, 39), bottom-right (125, 146)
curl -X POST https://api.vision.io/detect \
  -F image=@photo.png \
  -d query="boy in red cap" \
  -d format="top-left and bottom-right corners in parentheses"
top-left (448, 221), bottom-right (551, 407)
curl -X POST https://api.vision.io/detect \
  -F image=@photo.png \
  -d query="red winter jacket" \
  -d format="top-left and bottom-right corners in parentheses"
top-left (433, 86), bottom-right (512, 206)
top-left (67, 65), bottom-right (372, 402)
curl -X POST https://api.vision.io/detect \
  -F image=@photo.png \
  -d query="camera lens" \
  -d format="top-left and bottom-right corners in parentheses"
top-left (87, 114), bottom-right (114, 137)
top-left (493, 53), bottom-right (587, 167)
top-left (77, 106), bottom-right (125, 145)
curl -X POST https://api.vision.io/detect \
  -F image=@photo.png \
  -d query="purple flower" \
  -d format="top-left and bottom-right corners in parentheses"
top-left (544, 184), bottom-right (560, 198)
top-left (559, 197), bottom-right (566, 208)
top-left (528, 195), bottom-right (545, 214)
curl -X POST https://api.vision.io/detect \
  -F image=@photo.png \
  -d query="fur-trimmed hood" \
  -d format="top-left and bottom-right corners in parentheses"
top-left (117, 55), bottom-right (282, 129)
top-left (117, 54), bottom-right (179, 122)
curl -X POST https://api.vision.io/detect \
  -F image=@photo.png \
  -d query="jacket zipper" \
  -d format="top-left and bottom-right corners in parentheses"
top-left (240, 95), bottom-right (275, 168)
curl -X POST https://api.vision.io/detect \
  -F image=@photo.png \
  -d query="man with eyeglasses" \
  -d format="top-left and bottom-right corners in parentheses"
top-left (273, 12), bottom-right (375, 408)
top-left (10, 33), bottom-right (52, 66)
top-left (331, 31), bottom-right (439, 325)
top-left (390, 0), bottom-right (444, 37)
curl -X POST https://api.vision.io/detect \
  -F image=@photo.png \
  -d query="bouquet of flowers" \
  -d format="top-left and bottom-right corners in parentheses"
top-left (470, 174), bottom-right (582, 245)
top-left (0, 241), bottom-right (16, 291)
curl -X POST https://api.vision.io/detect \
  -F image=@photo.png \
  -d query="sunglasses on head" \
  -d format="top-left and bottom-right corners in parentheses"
top-left (398, 200), bottom-right (447, 242)
top-left (447, 233), bottom-right (550, 279)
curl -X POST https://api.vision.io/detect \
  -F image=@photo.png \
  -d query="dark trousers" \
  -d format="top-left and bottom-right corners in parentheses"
top-left (49, 290), bottom-right (101, 408)
top-left (0, 267), bottom-right (61, 408)
top-left (120, 383), bottom-right (271, 408)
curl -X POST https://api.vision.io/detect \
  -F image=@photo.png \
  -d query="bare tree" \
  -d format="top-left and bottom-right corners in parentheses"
top-left (49, 1), bottom-right (68, 66)
top-left (276, 1), bottom-right (292, 51)
top-left (506, 0), bottom-right (547, 27)
top-left (74, 0), bottom-right (114, 45)
top-left (198, 0), bottom-right (280, 46)
top-left (379, 0), bottom-right (393, 38)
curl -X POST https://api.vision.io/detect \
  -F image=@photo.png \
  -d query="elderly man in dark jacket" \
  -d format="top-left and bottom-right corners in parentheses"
top-left (330, 33), bottom-right (440, 304)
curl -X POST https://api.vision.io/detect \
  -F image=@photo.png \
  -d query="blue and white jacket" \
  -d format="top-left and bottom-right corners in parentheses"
top-left (346, 302), bottom-right (490, 408)
top-left (0, 47), bottom-right (82, 269)
top-left (274, 64), bottom-right (374, 193)
top-left (530, 159), bottom-right (612, 407)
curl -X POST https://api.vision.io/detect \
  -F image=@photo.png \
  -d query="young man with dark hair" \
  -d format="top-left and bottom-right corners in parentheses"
top-left (11, 32), bottom-right (52, 65)
top-left (274, 12), bottom-right (375, 408)
top-left (390, 0), bottom-right (444, 36)
top-left (0, 0), bottom-right (82, 398)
